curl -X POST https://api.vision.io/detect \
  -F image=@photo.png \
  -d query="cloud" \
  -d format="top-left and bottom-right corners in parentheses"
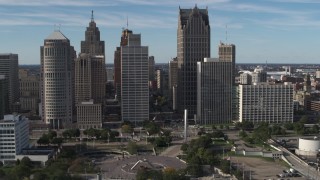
top-left (270, 0), bottom-right (320, 3)
top-left (0, 0), bottom-right (117, 6)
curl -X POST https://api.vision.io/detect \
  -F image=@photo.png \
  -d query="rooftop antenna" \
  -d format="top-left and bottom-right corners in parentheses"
top-left (225, 24), bottom-right (228, 44)
top-left (126, 15), bottom-right (129, 29)
top-left (91, 10), bottom-right (94, 22)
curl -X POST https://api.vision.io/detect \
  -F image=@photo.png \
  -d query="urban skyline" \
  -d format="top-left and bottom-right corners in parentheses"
top-left (0, 0), bottom-right (319, 64)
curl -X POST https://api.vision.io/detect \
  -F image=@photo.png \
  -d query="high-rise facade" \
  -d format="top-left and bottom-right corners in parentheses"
top-left (114, 29), bottom-right (132, 101)
top-left (239, 82), bottom-right (293, 124)
top-left (169, 58), bottom-right (178, 103)
top-left (177, 6), bottom-right (210, 118)
top-left (0, 54), bottom-right (19, 113)
top-left (218, 42), bottom-right (236, 83)
top-left (75, 12), bottom-right (105, 104)
top-left (197, 58), bottom-right (233, 125)
top-left (121, 33), bottom-right (149, 124)
top-left (19, 69), bottom-right (40, 114)
top-left (0, 75), bottom-right (6, 119)
top-left (149, 56), bottom-right (155, 81)
top-left (40, 31), bottom-right (76, 129)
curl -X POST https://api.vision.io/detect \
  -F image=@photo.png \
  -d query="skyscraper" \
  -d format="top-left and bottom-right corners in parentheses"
top-left (75, 12), bottom-right (105, 129)
top-left (75, 12), bottom-right (106, 104)
top-left (0, 75), bottom-right (6, 119)
top-left (0, 53), bottom-right (19, 113)
top-left (149, 56), bottom-right (155, 81)
top-left (177, 6), bottom-right (210, 118)
top-left (114, 29), bottom-right (132, 101)
top-left (121, 33), bottom-right (149, 124)
top-left (218, 42), bottom-right (236, 83)
top-left (197, 58), bottom-right (233, 124)
top-left (40, 31), bottom-right (76, 129)
top-left (169, 57), bottom-right (178, 107)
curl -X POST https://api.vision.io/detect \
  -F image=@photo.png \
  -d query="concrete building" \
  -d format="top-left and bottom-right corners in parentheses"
top-left (121, 33), bottom-right (149, 124)
top-left (0, 75), bottom-right (6, 119)
top-left (75, 54), bottom-right (105, 104)
top-left (197, 58), bottom-right (233, 125)
top-left (240, 73), bottom-right (252, 85)
top-left (40, 31), bottom-right (76, 129)
top-left (77, 101), bottom-right (102, 129)
top-left (0, 53), bottom-right (20, 113)
top-left (19, 69), bottom-right (40, 114)
top-left (219, 43), bottom-right (236, 83)
top-left (0, 114), bottom-right (29, 164)
top-left (149, 56), bottom-right (155, 81)
top-left (169, 58), bottom-right (178, 105)
top-left (114, 29), bottom-right (133, 101)
top-left (239, 82), bottom-right (293, 124)
top-left (177, 6), bottom-right (210, 118)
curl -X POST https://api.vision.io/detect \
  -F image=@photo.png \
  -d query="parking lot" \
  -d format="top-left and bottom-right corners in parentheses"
top-left (230, 156), bottom-right (304, 179)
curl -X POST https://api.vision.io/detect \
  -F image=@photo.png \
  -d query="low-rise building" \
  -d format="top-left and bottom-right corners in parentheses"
top-left (0, 114), bottom-right (29, 164)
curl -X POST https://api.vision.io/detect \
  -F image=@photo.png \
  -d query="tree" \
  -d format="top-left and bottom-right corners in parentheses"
top-left (121, 124), bottom-right (133, 133)
top-left (37, 135), bottom-right (50, 146)
top-left (48, 130), bottom-right (57, 141)
top-left (220, 159), bottom-right (231, 174)
top-left (51, 137), bottom-right (63, 146)
top-left (33, 172), bottom-right (48, 180)
top-left (145, 122), bottom-right (160, 135)
top-left (312, 125), bottom-right (319, 134)
top-left (20, 157), bottom-right (32, 168)
top-left (127, 142), bottom-right (138, 155)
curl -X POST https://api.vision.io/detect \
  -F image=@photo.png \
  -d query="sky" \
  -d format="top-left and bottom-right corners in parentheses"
top-left (0, 0), bottom-right (320, 64)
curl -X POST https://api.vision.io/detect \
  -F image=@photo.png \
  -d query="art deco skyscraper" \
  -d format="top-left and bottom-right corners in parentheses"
top-left (0, 53), bottom-right (19, 113)
top-left (75, 12), bottom-right (106, 104)
top-left (114, 29), bottom-right (132, 101)
top-left (177, 6), bottom-right (210, 118)
top-left (40, 31), bottom-right (76, 129)
top-left (121, 33), bottom-right (149, 124)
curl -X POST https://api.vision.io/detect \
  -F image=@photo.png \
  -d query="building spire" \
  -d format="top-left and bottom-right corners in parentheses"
top-left (91, 10), bottom-right (94, 22)
top-left (126, 15), bottom-right (128, 29)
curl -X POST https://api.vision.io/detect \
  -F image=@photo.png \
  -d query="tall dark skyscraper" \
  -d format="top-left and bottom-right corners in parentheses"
top-left (0, 53), bottom-right (19, 113)
top-left (114, 29), bottom-right (132, 101)
top-left (75, 11), bottom-right (106, 104)
top-left (177, 6), bottom-right (210, 118)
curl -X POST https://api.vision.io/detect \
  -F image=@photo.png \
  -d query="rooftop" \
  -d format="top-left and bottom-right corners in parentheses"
top-left (45, 30), bottom-right (68, 40)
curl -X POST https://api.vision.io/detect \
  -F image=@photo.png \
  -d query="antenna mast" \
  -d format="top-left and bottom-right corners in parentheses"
top-left (225, 24), bottom-right (228, 44)
top-left (91, 10), bottom-right (94, 22)
top-left (126, 15), bottom-right (129, 29)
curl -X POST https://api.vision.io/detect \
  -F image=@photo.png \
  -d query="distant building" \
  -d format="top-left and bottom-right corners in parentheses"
top-left (19, 69), bottom-right (40, 114)
top-left (177, 6), bottom-right (210, 118)
top-left (0, 53), bottom-right (19, 113)
top-left (0, 75), bottom-right (6, 119)
top-left (40, 31), bottom-right (76, 129)
top-left (121, 33), bottom-right (149, 124)
top-left (149, 56), bottom-right (155, 81)
top-left (240, 73), bottom-right (252, 85)
top-left (239, 82), bottom-right (293, 124)
top-left (169, 58), bottom-right (178, 107)
top-left (219, 43), bottom-right (236, 83)
top-left (0, 114), bottom-right (29, 164)
top-left (114, 29), bottom-right (132, 101)
top-left (106, 68), bottom-right (114, 82)
top-left (77, 100), bottom-right (102, 129)
top-left (197, 58), bottom-right (233, 124)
